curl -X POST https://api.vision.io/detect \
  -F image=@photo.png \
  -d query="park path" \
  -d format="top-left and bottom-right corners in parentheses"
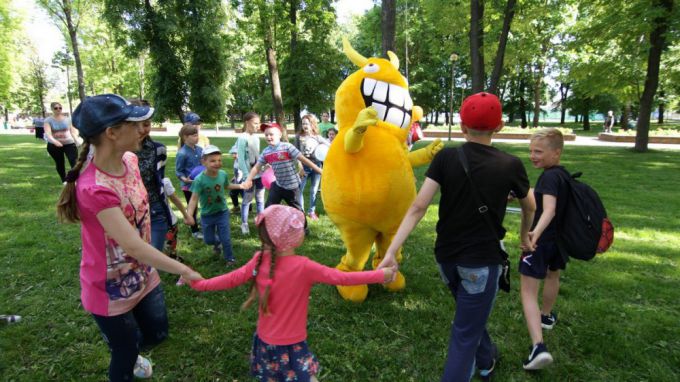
top-left (2, 126), bottom-right (679, 150)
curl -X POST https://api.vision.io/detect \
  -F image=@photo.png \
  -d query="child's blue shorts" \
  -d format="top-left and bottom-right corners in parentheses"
top-left (518, 240), bottom-right (567, 279)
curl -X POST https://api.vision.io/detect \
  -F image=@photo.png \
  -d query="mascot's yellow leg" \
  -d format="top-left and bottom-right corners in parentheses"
top-left (334, 217), bottom-right (379, 303)
top-left (373, 232), bottom-right (406, 292)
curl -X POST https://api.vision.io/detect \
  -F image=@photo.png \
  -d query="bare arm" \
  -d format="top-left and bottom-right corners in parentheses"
top-left (298, 155), bottom-right (322, 174)
top-left (168, 193), bottom-right (194, 226)
top-left (241, 162), bottom-right (263, 189)
top-left (528, 194), bottom-right (556, 249)
top-left (96, 208), bottom-right (202, 281)
top-left (378, 177), bottom-right (440, 269)
top-left (518, 190), bottom-right (537, 251)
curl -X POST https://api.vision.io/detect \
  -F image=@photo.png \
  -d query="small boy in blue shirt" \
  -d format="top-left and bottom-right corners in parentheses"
top-left (519, 128), bottom-right (569, 370)
top-left (187, 145), bottom-right (243, 266)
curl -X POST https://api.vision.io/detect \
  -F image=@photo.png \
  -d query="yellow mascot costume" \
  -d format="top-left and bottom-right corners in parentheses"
top-left (321, 38), bottom-right (443, 302)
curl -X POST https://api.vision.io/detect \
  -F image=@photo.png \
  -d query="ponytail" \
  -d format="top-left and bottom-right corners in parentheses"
top-left (56, 140), bottom-right (92, 223)
top-left (242, 222), bottom-right (277, 314)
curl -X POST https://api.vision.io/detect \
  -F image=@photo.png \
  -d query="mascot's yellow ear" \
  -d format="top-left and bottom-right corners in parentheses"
top-left (343, 37), bottom-right (368, 67)
top-left (387, 51), bottom-right (399, 70)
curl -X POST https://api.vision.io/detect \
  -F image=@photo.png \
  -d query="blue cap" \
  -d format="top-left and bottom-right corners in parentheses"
top-left (72, 94), bottom-right (154, 139)
top-left (183, 112), bottom-right (201, 124)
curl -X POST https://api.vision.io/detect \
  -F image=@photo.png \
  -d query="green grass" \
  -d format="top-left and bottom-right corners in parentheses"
top-left (1, 135), bottom-right (679, 381)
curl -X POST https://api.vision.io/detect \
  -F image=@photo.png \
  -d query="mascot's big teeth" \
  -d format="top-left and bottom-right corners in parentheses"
top-left (361, 79), bottom-right (413, 129)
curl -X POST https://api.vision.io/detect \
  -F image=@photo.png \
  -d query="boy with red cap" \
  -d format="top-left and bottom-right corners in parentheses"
top-left (242, 122), bottom-right (322, 211)
top-left (379, 92), bottom-right (536, 381)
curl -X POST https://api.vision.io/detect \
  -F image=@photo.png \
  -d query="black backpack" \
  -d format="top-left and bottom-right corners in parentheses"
top-left (556, 168), bottom-right (614, 261)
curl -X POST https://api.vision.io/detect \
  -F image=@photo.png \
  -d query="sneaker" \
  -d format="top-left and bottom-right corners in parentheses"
top-left (133, 355), bottom-right (153, 379)
top-left (176, 277), bottom-right (185, 286)
top-left (1, 315), bottom-right (21, 324)
top-left (241, 222), bottom-right (250, 235)
top-left (226, 258), bottom-right (236, 267)
top-left (192, 231), bottom-right (204, 240)
top-left (231, 206), bottom-right (240, 214)
top-left (523, 343), bottom-right (553, 370)
top-left (478, 344), bottom-right (499, 381)
top-left (541, 311), bottom-right (557, 330)
top-left (213, 243), bottom-right (222, 255)
top-left (308, 212), bottom-right (319, 221)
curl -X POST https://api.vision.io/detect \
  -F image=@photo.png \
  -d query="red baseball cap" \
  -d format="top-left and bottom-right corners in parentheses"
top-left (460, 92), bottom-right (502, 131)
top-left (260, 122), bottom-right (283, 133)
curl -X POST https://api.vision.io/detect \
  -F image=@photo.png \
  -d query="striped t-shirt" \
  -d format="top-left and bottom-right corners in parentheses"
top-left (258, 142), bottom-right (302, 190)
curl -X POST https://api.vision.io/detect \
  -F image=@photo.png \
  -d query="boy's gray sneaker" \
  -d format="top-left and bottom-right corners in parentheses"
top-left (523, 342), bottom-right (553, 370)
top-left (213, 243), bottom-right (222, 255)
top-left (192, 231), bottom-right (204, 240)
top-left (541, 311), bottom-right (557, 330)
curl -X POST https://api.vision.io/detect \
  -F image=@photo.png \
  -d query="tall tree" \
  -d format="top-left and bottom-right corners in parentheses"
top-left (381, 0), bottom-right (396, 57)
top-left (38, 0), bottom-right (87, 101)
top-left (257, 0), bottom-right (286, 140)
top-left (636, 0), bottom-right (673, 152)
top-left (487, 0), bottom-right (516, 94)
top-left (469, 0), bottom-right (485, 92)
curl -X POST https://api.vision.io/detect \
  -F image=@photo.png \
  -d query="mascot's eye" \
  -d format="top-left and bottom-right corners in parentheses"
top-left (363, 63), bottom-right (380, 73)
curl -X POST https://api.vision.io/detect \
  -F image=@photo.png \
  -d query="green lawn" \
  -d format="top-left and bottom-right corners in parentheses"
top-left (1, 135), bottom-right (679, 381)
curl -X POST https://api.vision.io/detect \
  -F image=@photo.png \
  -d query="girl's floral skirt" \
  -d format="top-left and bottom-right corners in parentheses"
top-left (250, 333), bottom-right (320, 381)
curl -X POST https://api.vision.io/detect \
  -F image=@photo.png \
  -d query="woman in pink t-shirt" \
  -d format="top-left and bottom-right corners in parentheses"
top-left (56, 94), bottom-right (203, 382)
top-left (190, 205), bottom-right (396, 382)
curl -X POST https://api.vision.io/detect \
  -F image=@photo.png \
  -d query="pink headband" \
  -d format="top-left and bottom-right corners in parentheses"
top-left (255, 205), bottom-right (305, 251)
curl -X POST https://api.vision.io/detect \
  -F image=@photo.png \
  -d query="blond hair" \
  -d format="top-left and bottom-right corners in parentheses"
top-left (530, 128), bottom-right (564, 151)
top-left (178, 123), bottom-right (199, 149)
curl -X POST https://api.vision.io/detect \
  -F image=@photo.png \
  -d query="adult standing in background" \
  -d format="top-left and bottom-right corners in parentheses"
top-left (603, 111), bottom-right (615, 133)
top-left (44, 102), bottom-right (80, 183)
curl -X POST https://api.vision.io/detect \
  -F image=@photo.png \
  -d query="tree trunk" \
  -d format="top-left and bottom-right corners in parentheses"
top-left (583, 98), bottom-right (591, 131)
top-left (260, 7), bottom-right (287, 141)
top-left (636, 0), bottom-right (672, 152)
top-left (435, 112), bottom-right (439, 125)
top-left (657, 89), bottom-right (665, 124)
top-left (559, 83), bottom-right (570, 124)
top-left (574, 114), bottom-right (578, 123)
top-left (470, 0), bottom-right (485, 93)
top-left (519, 77), bottom-right (527, 128)
top-left (621, 102), bottom-right (631, 130)
top-left (487, 0), bottom-right (516, 94)
top-left (381, 0), bottom-right (396, 57)
top-left (532, 67), bottom-right (542, 127)
top-left (289, 0), bottom-right (301, 134)
top-left (62, 0), bottom-right (85, 101)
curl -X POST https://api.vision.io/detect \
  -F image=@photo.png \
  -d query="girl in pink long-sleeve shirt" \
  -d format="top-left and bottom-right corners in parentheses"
top-left (190, 205), bottom-right (395, 382)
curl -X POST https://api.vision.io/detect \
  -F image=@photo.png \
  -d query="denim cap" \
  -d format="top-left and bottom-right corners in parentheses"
top-left (255, 205), bottom-right (305, 252)
top-left (202, 144), bottom-right (221, 157)
top-left (183, 112), bottom-right (201, 124)
top-left (72, 94), bottom-right (155, 139)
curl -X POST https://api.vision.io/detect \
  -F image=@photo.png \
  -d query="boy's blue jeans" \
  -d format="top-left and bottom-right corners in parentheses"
top-left (150, 200), bottom-right (169, 251)
top-left (299, 162), bottom-right (322, 214)
top-left (201, 210), bottom-right (234, 261)
top-left (437, 262), bottom-right (501, 382)
top-left (92, 285), bottom-right (168, 382)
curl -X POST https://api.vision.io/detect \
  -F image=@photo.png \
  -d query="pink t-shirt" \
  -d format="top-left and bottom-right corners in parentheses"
top-left (76, 152), bottom-right (160, 316)
top-left (191, 252), bottom-right (385, 345)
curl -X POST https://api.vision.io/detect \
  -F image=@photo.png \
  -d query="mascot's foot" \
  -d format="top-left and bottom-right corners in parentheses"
top-left (336, 284), bottom-right (368, 303)
top-left (383, 271), bottom-right (406, 292)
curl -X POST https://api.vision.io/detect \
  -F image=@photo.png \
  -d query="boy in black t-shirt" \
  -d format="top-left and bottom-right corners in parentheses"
top-left (379, 92), bottom-right (536, 382)
top-left (519, 128), bottom-right (568, 371)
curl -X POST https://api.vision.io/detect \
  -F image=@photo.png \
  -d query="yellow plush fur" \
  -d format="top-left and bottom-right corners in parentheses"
top-left (320, 39), bottom-right (442, 302)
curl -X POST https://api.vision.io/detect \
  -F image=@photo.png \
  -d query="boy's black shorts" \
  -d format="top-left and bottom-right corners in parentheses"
top-left (518, 240), bottom-right (566, 279)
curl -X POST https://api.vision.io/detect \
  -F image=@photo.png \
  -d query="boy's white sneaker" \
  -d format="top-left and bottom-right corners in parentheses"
top-left (241, 223), bottom-right (250, 235)
top-left (133, 355), bottom-right (153, 378)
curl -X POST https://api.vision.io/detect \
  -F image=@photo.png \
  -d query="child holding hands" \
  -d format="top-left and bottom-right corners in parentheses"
top-left (190, 205), bottom-right (395, 381)
top-left (187, 145), bottom-right (243, 266)
top-left (519, 128), bottom-right (569, 370)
